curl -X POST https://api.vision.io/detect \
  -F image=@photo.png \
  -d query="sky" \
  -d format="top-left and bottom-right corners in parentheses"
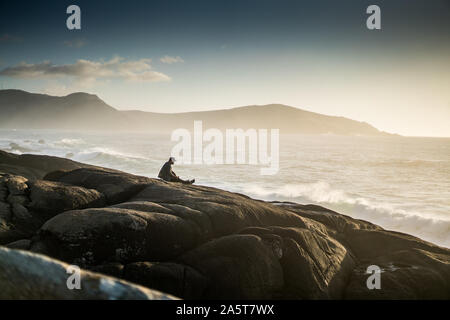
top-left (0, 0), bottom-right (449, 137)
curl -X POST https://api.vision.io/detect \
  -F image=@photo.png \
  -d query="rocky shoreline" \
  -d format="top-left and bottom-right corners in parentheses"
top-left (0, 150), bottom-right (449, 299)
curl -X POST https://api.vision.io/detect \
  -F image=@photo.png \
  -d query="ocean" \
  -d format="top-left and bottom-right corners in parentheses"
top-left (1, 129), bottom-right (449, 248)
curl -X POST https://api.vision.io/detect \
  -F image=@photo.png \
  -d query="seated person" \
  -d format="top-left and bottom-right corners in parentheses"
top-left (158, 157), bottom-right (195, 184)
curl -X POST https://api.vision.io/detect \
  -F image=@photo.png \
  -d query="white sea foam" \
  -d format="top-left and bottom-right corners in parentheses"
top-left (71, 147), bottom-right (147, 169)
top-left (243, 182), bottom-right (450, 248)
top-left (56, 138), bottom-right (85, 146)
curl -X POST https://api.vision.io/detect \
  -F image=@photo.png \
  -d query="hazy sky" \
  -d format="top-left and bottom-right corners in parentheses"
top-left (0, 0), bottom-right (449, 136)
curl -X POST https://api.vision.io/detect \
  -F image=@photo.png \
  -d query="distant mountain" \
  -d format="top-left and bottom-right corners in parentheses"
top-left (0, 90), bottom-right (120, 130)
top-left (0, 89), bottom-right (390, 135)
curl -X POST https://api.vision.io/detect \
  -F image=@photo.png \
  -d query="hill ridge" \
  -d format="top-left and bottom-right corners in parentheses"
top-left (0, 89), bottom-right (389, 135)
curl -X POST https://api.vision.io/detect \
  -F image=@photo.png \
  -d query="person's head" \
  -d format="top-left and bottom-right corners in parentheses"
top-left (169, 156), bottom-right (176, 164)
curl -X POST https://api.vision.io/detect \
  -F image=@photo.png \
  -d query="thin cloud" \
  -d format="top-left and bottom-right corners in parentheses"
top-left (0, 56), bottom-right (171, 83)
top-left (63, 38), bottom-right (87, 48)
top-left (160, 55), bottom-right (184, 64)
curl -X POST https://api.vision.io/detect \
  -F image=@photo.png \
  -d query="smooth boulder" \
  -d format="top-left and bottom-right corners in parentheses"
top-left (34, 207), bottom-right (200, 265)
top-left (0, 246), bottom-right (176, 300)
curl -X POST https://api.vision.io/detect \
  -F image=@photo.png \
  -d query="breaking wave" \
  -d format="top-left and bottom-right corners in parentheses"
top-left (72, 147), bottom-right (146, 165)
top-left (0, 138), bottom-right (147, 171)
top-left (243, 182), bottom-right (450, 248)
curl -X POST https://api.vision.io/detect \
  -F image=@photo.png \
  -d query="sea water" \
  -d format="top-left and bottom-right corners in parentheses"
top-left (1, 129), bottom-right (449, 248)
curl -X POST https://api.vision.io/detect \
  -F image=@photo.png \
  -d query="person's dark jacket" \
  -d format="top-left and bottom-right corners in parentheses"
top-left (158, 161), bottom-right (178, 181)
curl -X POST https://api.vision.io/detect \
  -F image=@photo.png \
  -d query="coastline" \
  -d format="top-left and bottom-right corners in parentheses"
top-left (1, 150), bottom-right (449, 299)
